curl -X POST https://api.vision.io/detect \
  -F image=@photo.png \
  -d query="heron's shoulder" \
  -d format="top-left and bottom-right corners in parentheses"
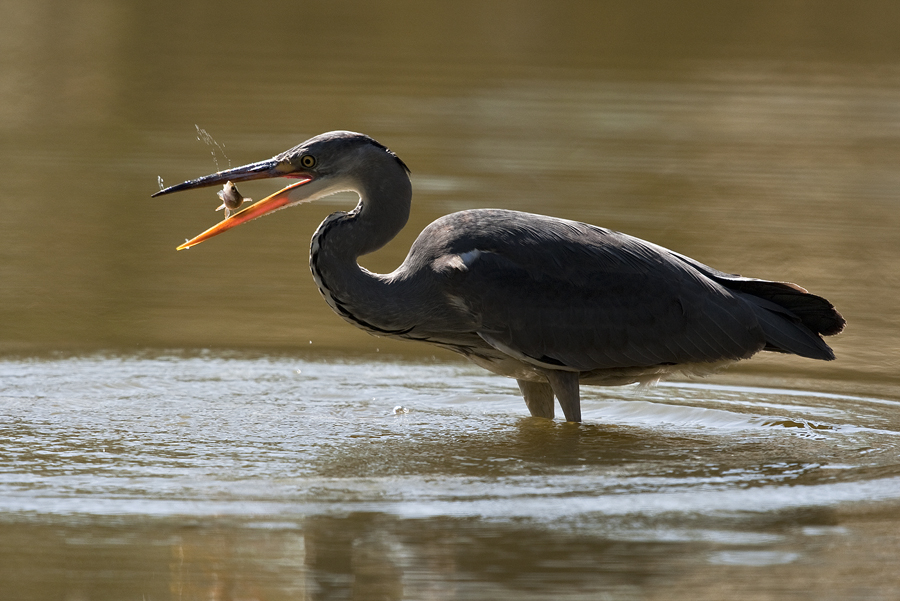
top-left (426, 209), bottom-right (675, 262)
top-left (421, 208), bottom-right (614, 243)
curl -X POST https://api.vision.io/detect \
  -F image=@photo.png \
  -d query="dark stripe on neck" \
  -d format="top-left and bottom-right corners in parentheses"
top-left (310, 214), bottom-right (414, 337)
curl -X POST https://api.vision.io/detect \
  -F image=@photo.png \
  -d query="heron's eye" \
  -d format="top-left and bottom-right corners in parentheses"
top-left (300, 155), bottom-right (317, 169)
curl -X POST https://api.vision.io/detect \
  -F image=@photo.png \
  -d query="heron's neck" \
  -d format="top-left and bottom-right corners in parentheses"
top-left (309, 166), bottom-right (415, 333)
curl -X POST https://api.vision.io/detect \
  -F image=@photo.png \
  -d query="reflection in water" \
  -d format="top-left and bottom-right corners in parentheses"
top-left (3, 1), bottom-right (900, 598)
top-left (1, 355), bottom-right (899, 598)
top-left (3, 508), bottom-right (898, 600)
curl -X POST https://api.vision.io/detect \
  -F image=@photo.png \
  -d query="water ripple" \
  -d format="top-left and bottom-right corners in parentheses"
top-left (0, 354), bottom-right (898, 523)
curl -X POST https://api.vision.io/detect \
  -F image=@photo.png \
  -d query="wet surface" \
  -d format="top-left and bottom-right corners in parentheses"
top-left (3, 0), bottom-right (900, 598)
top-left (2, 355), bottom-right (900, 599)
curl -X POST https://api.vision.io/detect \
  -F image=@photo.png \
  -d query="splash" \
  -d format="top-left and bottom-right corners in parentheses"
top-left (195, 124), bottom-right (231, 172)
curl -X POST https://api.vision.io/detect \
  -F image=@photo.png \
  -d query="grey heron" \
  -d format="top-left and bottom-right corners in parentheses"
top-left (153, 131), bottom-right (845, 422)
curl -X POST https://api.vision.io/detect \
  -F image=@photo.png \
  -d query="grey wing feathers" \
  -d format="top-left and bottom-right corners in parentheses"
top-left (454, 246), bottom-right (764, 370)
top-left (668, 251), bottom-right (846, 337)
top-left (439, 210), bottom-right (840, 370)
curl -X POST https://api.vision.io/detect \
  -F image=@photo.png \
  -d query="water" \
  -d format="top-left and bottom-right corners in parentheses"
top-left (1, 355), bottom-right (899, 599)
top-left (3, 0), bottom-right (900, 598)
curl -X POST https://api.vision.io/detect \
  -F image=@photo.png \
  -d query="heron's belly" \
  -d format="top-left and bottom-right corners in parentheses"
top-left (464, 348), bottom-right (736, 387)
top-left (465, 352), bottom-right (545, 382)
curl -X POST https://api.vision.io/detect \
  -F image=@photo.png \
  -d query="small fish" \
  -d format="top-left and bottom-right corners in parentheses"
top-left (216, 181), bottom-right (251, 217)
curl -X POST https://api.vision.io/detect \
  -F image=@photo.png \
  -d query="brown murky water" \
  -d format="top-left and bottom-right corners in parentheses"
top-left (2, 1), bottom-right (900, 599)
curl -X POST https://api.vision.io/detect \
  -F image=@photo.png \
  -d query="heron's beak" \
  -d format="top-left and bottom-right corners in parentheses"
top-left (152, 157), bottom-right (315, 250)
top-left (176, 178), bottom-right (312, 250)
top-left (152, 158), bottom-right (295, 198)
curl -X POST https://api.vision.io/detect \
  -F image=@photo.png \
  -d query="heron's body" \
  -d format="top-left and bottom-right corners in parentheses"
top-left (156, 131), bottom-right (845, 422)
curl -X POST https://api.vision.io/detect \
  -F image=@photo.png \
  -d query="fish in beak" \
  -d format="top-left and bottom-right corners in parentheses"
top-left (216, 181), bottom-right (251, 217)
top-left (152, 156), bottom-right (314, 250)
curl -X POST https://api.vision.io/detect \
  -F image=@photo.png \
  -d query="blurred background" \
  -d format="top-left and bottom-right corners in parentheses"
top-left (1, 0), bottom-right (899, 397)
top-left (4, 2), bottom-right (900, 599)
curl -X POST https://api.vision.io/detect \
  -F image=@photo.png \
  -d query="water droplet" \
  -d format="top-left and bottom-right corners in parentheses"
top-left (194, 124), bottom-right (231, 171)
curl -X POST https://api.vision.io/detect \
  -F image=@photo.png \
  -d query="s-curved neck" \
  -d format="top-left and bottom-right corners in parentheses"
top-left (308, 158), bottom-right (416, 334)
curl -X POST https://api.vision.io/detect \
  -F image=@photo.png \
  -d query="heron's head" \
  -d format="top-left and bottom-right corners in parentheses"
top-left (153, 131), bottom-right (409, 249)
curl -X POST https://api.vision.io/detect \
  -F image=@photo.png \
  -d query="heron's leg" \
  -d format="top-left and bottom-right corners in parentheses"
top-left (543, 370), bottom-right (582, 423)
top-left (517, 379), bottom-right (555, 419)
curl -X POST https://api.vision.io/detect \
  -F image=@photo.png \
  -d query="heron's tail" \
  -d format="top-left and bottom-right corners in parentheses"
top-left (670, 252), bottom-right (846, 360)
top-left (731, 281), bottom-right (845, 360)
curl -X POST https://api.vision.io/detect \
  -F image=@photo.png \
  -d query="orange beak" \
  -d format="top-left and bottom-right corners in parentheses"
top-left (152, 155), bottom-right (315, 250)
top-left (176, 178), bottom-right (311, 250)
